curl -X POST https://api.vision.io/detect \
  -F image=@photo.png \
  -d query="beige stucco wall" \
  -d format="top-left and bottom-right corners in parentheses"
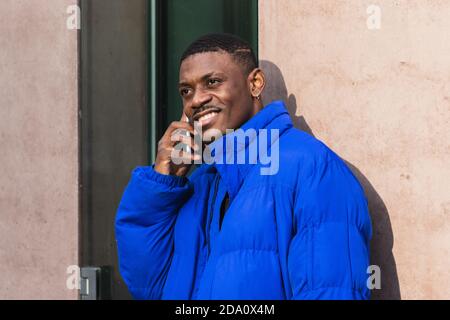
top-left (0, 0), bottom-right (79, 299)
top-left (260, 0), bottom-right (450, 299)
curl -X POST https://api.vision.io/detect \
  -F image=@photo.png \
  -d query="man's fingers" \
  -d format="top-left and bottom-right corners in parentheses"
top-left (167, 142), bottom-right (202, 165)
top-left (166, 121), bottom-right (195, 136)
top-left (170, 132), bottom-right (200, 151)
top-left (180, 112), bottom-right (189, 123)
top-left (172, 150), bottom-right (202, 163)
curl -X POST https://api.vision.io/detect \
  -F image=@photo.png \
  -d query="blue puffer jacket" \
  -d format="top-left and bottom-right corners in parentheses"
top-left (115, 100), bottom-right (372, 300)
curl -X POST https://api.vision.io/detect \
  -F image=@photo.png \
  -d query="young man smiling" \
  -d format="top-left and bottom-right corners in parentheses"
top-left (115, 33), bottom-right (373, 300)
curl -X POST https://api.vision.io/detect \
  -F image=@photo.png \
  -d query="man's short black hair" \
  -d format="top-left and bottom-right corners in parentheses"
top-left (180, 33), bottom-right (258, 75)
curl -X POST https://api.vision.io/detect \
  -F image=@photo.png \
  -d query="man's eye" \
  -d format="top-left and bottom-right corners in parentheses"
top-left (180, 88), bottom-right (190, 96)
top-left (207, 78), bottom-right (221, 86)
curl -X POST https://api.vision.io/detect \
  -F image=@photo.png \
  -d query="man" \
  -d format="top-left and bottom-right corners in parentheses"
top-left (115, 33), bottom-right (372, 300)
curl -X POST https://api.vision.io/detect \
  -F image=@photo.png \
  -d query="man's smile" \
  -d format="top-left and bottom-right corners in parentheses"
top-left (198, 110), bottom-right (220, 128)
top-left (192, 107), bottom-right (222, 129)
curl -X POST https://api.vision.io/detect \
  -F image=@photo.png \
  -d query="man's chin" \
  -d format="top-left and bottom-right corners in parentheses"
top-left (201, 127), bottom-right (224, 145)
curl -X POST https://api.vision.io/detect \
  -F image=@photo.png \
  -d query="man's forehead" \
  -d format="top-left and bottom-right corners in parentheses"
top-left (179, 51), bottom-right (239, 82)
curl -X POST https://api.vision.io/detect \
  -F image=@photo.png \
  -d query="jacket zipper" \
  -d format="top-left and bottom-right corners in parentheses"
top-left (207, 175), bottom-right (220, 257)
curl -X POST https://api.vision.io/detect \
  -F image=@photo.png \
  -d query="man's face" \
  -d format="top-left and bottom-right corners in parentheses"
top-left (179, 51), bottom-right (257, 140)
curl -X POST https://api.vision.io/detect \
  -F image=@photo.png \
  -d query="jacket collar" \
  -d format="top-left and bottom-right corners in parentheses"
top-left (202, 100), bottom-right (293, 200)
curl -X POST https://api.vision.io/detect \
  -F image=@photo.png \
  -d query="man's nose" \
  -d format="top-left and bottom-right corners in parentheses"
top-left (191, 88), bottom-right (212, 110)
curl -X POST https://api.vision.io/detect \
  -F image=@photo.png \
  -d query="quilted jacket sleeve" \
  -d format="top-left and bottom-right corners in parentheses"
top-left (115, 166), bottom-right (192, 300)
top-left (288, 154), bottom-right (373, 300)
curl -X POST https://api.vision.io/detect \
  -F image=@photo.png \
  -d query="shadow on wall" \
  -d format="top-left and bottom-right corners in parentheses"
top-left (260, 60), bottom-right (401, 300)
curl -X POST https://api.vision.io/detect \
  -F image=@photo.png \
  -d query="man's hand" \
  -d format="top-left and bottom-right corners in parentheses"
top-left (154, 113), bottom-right (200, 177)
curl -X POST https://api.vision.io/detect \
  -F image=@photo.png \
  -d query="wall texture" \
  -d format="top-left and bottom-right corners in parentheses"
top-left (260, 0), bottom-right (450, 299)
top-left (0, 0), bottom-right (79, 299)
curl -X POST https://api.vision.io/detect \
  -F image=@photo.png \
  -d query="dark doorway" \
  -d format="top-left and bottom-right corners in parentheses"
top-left (80, 0), bottom-right (258, 299)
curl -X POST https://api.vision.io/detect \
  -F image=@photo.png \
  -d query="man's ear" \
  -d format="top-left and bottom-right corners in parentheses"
top-left (248, 68), bottom-right (266, 99)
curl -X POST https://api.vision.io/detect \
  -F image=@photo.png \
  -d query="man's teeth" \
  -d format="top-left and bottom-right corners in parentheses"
top-left (198, 111), bottom-right (218, 122)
